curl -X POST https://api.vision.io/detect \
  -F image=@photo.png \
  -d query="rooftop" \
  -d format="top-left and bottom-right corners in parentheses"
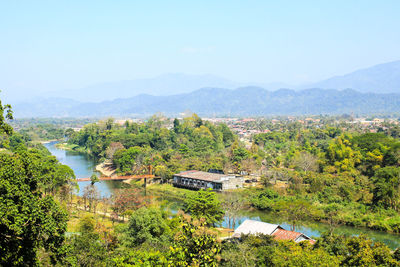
top-left (272, 228), bottom-right (301, 241)
top-left (234, 219), bottom-right (281, 236)
top-left (174, 170), bottom-right (234, 182)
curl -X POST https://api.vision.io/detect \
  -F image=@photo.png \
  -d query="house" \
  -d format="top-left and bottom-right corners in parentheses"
top-left (233, 219), bottom-right (315, 244)
top-left (232, 219), bottom-right (282, 237)
top-left (172, 170), bottom-right (243, 191)
top-left (272, 228), bottom-right (315, 244)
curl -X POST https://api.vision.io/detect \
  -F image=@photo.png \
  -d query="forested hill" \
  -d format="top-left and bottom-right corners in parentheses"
top-left (13, 87), bottom-right (400, 117)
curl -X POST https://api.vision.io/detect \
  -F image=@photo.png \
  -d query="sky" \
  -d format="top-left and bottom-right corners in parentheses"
top-left (1, 0), bottom-right (400, 100)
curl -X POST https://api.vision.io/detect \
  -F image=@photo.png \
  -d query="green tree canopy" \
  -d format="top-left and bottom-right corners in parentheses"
top-left (0, 152), bottom-right (68, 265)
top-left (184, 189), bottom-right (224, 226)
top-left (123, 207), bottom-right (171, 248)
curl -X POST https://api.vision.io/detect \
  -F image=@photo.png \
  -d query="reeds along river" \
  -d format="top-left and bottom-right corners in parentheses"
top-left (44, 141), bottom-right (400, 250)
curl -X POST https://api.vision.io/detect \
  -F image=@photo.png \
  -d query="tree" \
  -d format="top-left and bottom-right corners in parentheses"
top-left (372, 166), bottom-right (400, 210)
top-left (271, 241), bottom-right (340, 267)
top-left (66, 215), bottom-right (108, 267)
top-left (83, 184), bottom-right (100, 213)
top-left (222, 192), bottom-right (243, 229)
top-left (0, 92), bottom-right (13, 135)
top-left (111, 188), bottom-right (149, 220)
top-left (0, 152), bottom-right (68, 265)
top-left (315, 233), bottom-right (398, 266)
top-left (105, 142), bottom-right (124, 160)
top-left (122, 207), bottom-right (171, 248)
top-left (168, 215), bottom-right (220, 266)
top-left (154, 164), bottom-right (171, 182)
top-left (232, 147), bottom-right (249, 164)
top-left (184, 189), bottom-right (224, 226)
top-left (277, 199), bottom-right (315, 231)
top-left (112, 250), bottom-right (167, 266)
top-left (342, 235), bottom-right (397, 266)
top-left (64, 128), bottom-right (75, 138)
top-left (113, 146), bottom-right (143, 173)
top-left (90, 174), bottom-right (100, 185)
top-left (323, 203), bottom-right (342, 234)
top-left (326, 135), bottom-right (361, 173)
top-left (173, 118), bottom-right (181, 133)
top-left (292, 151), bottom-right (319, 173)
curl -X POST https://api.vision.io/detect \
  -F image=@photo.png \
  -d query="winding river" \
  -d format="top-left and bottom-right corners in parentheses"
top-left (44, 141), bottom-right (125, 198)
top-left (44, 141), bottom-right (400, 249)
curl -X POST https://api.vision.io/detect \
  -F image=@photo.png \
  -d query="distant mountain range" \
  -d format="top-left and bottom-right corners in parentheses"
top-left (306, 60), bottom-right (400, 93)
top-left (3, 59), bottom-right (400, 104)
top-left (7, 60), bottom-right (400, 117)
top-left (13, 87), bottom-right (400, 117)
top-left (44, 73), bottom-right (251, 102)
top-left (39, 60), bottom-right (400, 103)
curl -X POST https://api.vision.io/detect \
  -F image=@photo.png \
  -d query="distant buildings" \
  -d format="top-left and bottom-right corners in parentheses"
top-left (233, 219), bottom-right (315, 244)
top-left (173, 170), bottom-right (244, 191)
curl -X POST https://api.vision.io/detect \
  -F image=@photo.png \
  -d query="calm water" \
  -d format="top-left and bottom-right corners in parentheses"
top-left (44, 141), bottom-right (124, 198)
top-left (232, 210), bottom-right (400, 249)
top-left (161, 196), bottom-right (400, 249)
top-left (44, 141), bottom-right (400, 249)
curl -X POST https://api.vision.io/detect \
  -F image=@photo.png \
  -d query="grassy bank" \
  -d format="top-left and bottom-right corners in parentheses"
top-left (146, 183), bottom-right (189, 202)
top-left (250, 187), bottom-right (400, 234)
top-left (55, 142), bottom-right (88, 153)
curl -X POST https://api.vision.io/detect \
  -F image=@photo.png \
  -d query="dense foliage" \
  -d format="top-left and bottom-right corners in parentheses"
top-left (0, 102), bottom-right (76, 265)
top-left (249, 123), bottom-right (400, 233)
top-left (4, 108), bottom-right (400, 266)
top-left (67, 115), bottom-right (238, 177)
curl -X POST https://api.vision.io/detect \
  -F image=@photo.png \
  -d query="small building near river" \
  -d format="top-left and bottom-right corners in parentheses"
top-left (172, 170), bottom-right (243, 191)
top-left (232, 219), bottom-right (315, 244)
top-left (232, 219), bottom-right (283, 237)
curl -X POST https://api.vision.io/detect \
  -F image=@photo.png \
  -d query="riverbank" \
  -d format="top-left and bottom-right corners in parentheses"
top-left (249, 187), bottom-right (400, 235)
top-left (96, 160), bottom-right (116, 177)
top-left (146, 183), bottom-right (400, 249)
top-left (40, 139), bottom-right (63, 144)
top-left (53, 142), bottom-right (115, 178)
top-left (43, 141), bottom-right (400, 249)
top-left (55, 142), bottom-right (90, 154)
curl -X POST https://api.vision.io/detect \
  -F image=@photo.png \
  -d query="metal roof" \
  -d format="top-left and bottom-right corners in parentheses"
top-left (174, 170), bottom-right (234, 182)
top-left (272, 228), bottom-right (302, 241)
top-left (272, 228), bottom-right (314, 243)
top-left (234, 219), bottom-right (281, 236)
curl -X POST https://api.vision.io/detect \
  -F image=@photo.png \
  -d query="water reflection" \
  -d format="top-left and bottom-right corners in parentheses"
top-left (44, 141), bottom-right (400, 249)
top-left (43, 141), bottom-right (123, 197)
top-left (160, 196), bottom-right (400, 249)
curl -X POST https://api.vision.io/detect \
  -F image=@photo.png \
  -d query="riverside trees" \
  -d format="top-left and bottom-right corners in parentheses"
top-left (0, 101), bottom-right (75, 265)
top-left (67, 114), bottom-right (240, 177)
top-left (251, 125), bottom-right (400, 233)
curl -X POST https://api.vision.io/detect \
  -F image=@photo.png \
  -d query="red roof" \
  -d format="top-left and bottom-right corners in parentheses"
top-left (272, 228), bottom-right (315, 244)
top-left (272, 228), bottom-right (302, 241)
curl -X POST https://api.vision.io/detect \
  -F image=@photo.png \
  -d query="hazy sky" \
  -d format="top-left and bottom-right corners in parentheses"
top-left (1, 0), bottom-right (400, 97)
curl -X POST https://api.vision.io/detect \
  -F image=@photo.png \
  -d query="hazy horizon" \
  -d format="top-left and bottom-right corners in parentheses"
top-left (2, 0), bottom-right (400, 103)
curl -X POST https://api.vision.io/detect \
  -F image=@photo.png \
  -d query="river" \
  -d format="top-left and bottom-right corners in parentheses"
top-left (44, 141), bottom-right (126, 198)
top-left (44, 141), bottom-right (400, 249)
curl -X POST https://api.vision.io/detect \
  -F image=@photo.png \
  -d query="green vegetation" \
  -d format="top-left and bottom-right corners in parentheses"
top-left (67, 115), bottom-right (239, 176)
top-left (249, 125), bottom-right (400, 233)
top-left (184, 188), bottom-right (224, 226)
top-left (0, 101), bottom-right (75, 265)
top-left (4, 95), bottom-right (400, 266)
top-left (66, 114), bottom-right (400, 233)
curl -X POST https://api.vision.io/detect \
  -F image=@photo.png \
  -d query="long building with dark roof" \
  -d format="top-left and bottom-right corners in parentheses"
top-left (173, 170), bottom-right (243, 191)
